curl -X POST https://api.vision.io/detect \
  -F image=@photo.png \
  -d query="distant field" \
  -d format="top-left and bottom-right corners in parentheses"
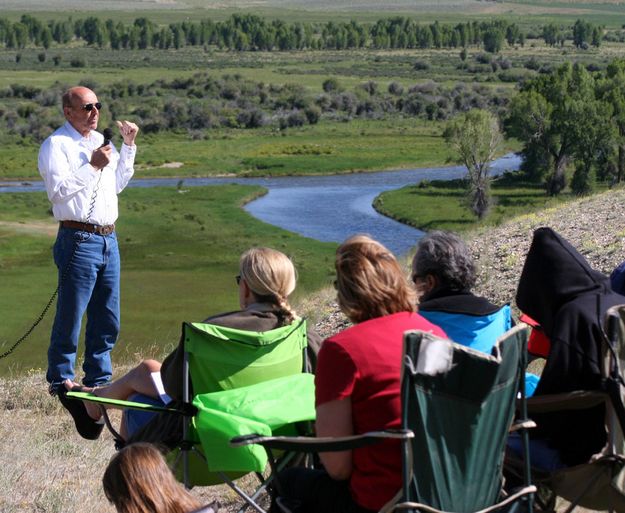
top-left (1, 0), bottom-right (625, 26)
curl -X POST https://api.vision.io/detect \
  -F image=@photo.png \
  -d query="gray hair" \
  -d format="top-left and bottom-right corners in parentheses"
top-left (412, 230), bottom-right (476, 291)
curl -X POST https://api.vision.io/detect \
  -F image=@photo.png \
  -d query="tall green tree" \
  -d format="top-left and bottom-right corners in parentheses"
top-left (506, 62), bottom-right (604, 195)
top-left (597, 59), bottom-right (625, 184)
top-left (444, 109), bottom-right (502, 219)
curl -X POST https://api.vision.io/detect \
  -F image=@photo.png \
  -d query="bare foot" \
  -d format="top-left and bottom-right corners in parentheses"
top-left (63, 379), bottom-right (102, 421)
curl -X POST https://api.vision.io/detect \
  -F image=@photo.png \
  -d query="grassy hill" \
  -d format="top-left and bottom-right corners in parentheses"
top-left (3, 186), bottom-right (624, 512)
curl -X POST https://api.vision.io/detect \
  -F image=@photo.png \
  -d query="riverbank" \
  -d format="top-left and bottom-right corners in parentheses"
top-left (2, 187), bottom-right (624, 512)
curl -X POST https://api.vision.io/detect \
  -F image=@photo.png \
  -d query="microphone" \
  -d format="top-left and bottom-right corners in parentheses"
top-left (101, 128), bottom-right (113, 148)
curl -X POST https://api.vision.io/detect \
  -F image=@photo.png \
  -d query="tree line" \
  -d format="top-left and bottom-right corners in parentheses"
top-left (0, 14), bottom-right (605, 53)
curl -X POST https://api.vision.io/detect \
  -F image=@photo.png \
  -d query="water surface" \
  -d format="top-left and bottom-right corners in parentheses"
top-left (1, 153), bottom-right (521, 256)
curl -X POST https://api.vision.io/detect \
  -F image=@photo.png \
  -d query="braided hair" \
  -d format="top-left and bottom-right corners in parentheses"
top-left (239, 247), bottom-right (299, 324)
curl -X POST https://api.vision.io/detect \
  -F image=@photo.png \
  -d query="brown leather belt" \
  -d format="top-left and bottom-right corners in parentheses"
top-left (60, 220), bottom-right (115, 235)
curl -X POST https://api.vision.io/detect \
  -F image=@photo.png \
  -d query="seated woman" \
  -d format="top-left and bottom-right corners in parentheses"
top-left (411, 230), bottom-right (511, 354)
top-left (514, 227), bottom-right (625, 468)
top-left (103, 442), bottom-right (209, 513)
top-left (274, 235), bottom-right (446, 513)
top-left (64, 246), bottom-right (320, 443)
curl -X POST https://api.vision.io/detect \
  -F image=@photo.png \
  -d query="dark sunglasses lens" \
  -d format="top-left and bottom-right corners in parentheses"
top-left (83, 102), bottom-right (102, 112)
top-left (236, 275), bottom-right (241, 285)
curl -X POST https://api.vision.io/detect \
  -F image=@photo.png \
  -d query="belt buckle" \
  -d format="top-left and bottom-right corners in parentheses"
top-left (100, 224), bottom-right (114, 236)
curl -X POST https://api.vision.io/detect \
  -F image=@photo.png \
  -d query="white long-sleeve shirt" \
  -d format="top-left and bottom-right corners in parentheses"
top-left (38, 121), bottom-right (136, 226)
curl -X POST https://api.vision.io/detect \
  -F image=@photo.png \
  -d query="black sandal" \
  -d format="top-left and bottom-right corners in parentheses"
top-left (57, 387), bottom-right (104, 440)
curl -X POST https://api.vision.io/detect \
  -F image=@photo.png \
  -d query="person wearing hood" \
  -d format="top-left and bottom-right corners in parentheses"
top-left (411, 230), bottom-right (512, 354)
top-left (515, 227), bottom-right (625, 467)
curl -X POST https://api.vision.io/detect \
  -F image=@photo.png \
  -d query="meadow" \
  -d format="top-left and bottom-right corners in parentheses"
top-left (0, 185), bottom-right (338, 378)
top-left (373, 173), bottom-right (585, 233)
top-left (2, 1), bottom-right (625, 380)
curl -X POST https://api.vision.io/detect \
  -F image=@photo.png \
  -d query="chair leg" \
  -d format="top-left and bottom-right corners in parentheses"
top-left (533, 485), bottom-right (556, 512)
top-left (217, 471), bottom-right (267, 513)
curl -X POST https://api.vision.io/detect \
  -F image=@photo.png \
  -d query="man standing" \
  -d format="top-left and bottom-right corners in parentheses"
top-left (39, 86), bottom-right (139, 438)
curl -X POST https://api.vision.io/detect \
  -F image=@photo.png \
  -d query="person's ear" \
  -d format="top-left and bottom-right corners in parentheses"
top-left (424, 274), bottom-right (438, 293)
top-left (242, 279), bottom-right (251, 298)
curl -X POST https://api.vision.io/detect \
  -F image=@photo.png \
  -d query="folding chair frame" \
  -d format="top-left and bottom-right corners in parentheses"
top-left (232, 327), bottom-right (536, 513)
top-left (507, 304), bottom-right (625, 513)
top-left (67, 318), bottom-right (314, 513)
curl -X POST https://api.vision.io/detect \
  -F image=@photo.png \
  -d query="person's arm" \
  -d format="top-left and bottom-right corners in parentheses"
top-left (315, 339), bottom-right (357, 480)
top-left (160, 341), bottom-right (184, 401)
top-left (113, 120), bottom-right (138, 193)
top-left (315, 397), bottom-right (353, 480)
top-left (38, 136), bottom-right (101, 204)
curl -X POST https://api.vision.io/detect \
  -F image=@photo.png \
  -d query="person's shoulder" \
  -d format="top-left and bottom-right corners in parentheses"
top-left (41, 124), bottom-right (73, 146)
top-left (202, 306), bottom-right (281, 331)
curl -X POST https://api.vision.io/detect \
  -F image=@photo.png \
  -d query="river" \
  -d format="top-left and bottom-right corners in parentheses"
top-left (0, 153), bottom-right (521, 256)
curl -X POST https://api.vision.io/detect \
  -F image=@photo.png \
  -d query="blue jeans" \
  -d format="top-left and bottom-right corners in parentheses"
top-left (47, 227), bottom-right (121, 391)
top-left (124, 393), bottom-right (163, 438)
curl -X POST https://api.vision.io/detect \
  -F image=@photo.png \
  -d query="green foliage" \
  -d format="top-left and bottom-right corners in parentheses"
top-left (573, 19), bottom-right (603, 49)
top-left (506, 61), bottom-right (615, 195)
top-left (0, 69), bottom-right (511, 145)
top-left (444, 109), bottom-right (502, 218)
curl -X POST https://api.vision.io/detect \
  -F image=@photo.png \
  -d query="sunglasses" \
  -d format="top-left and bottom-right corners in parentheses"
top-left (236, 275), bottom-right (241, 285)
top-left (81, 102), bottom-right (102, 112)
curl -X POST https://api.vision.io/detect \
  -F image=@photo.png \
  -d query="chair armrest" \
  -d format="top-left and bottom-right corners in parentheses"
top-left (392, 485), bottom-right (537, 513)
top-left (526, 390), bottom-right (607, 413)
top-left (65, 390), bottom-right (189, 415)
top-left (510, 420), bottom-right (536, 432)
top-left (230, 429), bottom-right (414, 453)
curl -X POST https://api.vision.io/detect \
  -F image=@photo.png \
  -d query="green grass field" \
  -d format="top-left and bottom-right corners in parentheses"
top-left (1, 119), bottom-right (477, 181)
top-left (0, 185), bottom-right (337, 377)
top-left (2, 1), bottom-right (624, 379)
top-left (373, 173), bottom-right (584, 233)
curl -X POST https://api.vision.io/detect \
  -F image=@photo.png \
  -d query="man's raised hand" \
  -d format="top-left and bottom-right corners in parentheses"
top-left (116, 120), bottom-right (139, 146)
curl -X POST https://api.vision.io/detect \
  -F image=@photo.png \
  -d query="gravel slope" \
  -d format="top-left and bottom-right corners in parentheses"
top-left (313, 187), bottom-right (625, 337)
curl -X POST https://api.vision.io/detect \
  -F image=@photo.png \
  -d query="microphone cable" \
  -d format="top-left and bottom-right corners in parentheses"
top-left (0, 130), bottom-right (111, 359)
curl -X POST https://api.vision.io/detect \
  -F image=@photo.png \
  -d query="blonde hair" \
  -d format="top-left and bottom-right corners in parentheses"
top-left (102, 443), bottom-right (201, 513)
top-left (335, 235), bottom-right (416, 324)
top-left (239, 247), bottom-right (298, 323)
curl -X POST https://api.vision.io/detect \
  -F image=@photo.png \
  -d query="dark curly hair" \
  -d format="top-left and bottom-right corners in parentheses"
top-left (412, 230), bottom-right (476, 292)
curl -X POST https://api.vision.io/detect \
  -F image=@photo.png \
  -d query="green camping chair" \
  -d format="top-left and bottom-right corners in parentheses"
top-left (232, 325), bottom-right (536, 513)
top-left (68, 318), bottom-right (316, 513)
top-left (508, 304), bottom-right (625, 513)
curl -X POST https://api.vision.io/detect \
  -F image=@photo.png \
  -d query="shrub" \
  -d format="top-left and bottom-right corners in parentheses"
top-left (524, 57), bottom-right (540, 70)
top-left (237, 108), bottom-right (266, 128)
top-left (388, 81), bottom-right (403, 96)
top-left (413, 60), bottom-right (430, 71)
top-left (70, 57), bottom-right (86, 68)
top-left (322, 78), bottom-right (341, 93)
top-left (304, 106), bottom-right (321, 124)
top-left (37, 53), bottom-right (46, 63)
top-left (52, 55), bottom-right (61, 66)
top-left (360, 81), bottom-right (378, 96)
top-left (287, 110), bottom-right (306, 127)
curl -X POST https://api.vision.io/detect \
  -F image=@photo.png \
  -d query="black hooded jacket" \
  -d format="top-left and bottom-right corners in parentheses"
top-left (516, 227), bottom-right (625, 466)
